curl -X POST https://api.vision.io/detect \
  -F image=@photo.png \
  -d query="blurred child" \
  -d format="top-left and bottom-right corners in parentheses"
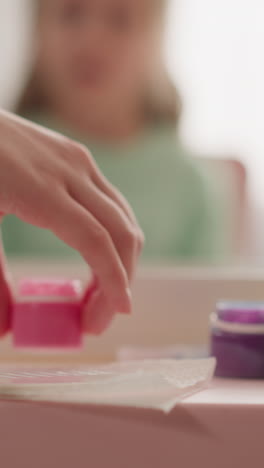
top-left (2, 0), bottom-right (226, 262)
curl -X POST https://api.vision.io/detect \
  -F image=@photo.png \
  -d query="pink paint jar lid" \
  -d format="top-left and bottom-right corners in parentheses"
top-left (18, 278), bottom-right (82, 300)
top-left (13, 278), bottom-right (83, 350)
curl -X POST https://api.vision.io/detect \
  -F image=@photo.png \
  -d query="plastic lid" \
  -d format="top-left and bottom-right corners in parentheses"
top-left (217, 302), bottom-right (264, 324)
top-left (212, 302), bottom-right (264, 335)
top-left (18, 279), bottom-right (81, 302)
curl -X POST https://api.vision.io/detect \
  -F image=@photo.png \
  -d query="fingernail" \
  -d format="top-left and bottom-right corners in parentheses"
top-left (115, 288), bottom-right (132, 315)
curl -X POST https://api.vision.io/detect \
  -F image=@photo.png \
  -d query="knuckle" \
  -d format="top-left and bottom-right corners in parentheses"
top-left (90, 224), bottom-right (110, 248)
top-left (120, 226), bottom-right (138, 250)
top-left (57, 138), bottom-right (76, 159)
top-left (75, 144), bottom-right (92, 165)
top-left (66, 142), bottom-right (92, 168)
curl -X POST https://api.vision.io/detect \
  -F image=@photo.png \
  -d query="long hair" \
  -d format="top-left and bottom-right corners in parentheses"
top-left (16, 0), bottom-right (181, 126)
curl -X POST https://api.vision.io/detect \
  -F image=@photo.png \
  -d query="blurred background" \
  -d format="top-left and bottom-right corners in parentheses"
top-left (1, 0), bottom-right (264, 266)
top-left (165, 0), bottom-right (264, 263)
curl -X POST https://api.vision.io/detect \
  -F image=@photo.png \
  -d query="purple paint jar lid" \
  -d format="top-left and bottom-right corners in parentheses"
top-left (211, 302), bottom-right (264, 379)
top-left (218, 301), bottom-right (264, 323)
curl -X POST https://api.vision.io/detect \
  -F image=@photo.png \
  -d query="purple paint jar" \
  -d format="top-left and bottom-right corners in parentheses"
top-left (211, 302), bottom-right (264, 379)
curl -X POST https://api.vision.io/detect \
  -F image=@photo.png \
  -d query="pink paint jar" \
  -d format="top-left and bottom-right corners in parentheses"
top-left (13, 279), bottom-right (83, 350)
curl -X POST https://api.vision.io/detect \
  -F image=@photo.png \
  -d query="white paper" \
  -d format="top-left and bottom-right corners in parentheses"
top-left (0, 359), bottom-right (216, 413)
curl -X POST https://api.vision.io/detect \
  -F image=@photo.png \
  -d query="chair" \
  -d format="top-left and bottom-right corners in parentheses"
top-left (200, 157), bottom-right (248, 256)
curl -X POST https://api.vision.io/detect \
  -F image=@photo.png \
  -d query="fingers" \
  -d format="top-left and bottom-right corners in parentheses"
top-left (69, 179), bottom-right (138, 281)
top-left (82, 150), bottom-right (144, 252)
top-left (81, 275), bottom-right (98, 307)
top-left (82, 288), bottom-right (115, 336)
top-left (39, 190), bottom-right (132, 315)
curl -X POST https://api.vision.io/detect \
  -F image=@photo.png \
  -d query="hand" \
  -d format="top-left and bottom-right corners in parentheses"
top-left (0, 110), bottom-right (144, 336)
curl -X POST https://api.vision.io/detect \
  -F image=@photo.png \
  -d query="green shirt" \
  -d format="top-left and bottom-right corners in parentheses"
top-left (2, 116), bottom-right (225, 262)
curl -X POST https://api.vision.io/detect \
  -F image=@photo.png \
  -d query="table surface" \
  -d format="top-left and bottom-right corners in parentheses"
top-left (1, 377), bottom-right (264, 468)
top-left (187, 377), bottom-right (264, 405)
